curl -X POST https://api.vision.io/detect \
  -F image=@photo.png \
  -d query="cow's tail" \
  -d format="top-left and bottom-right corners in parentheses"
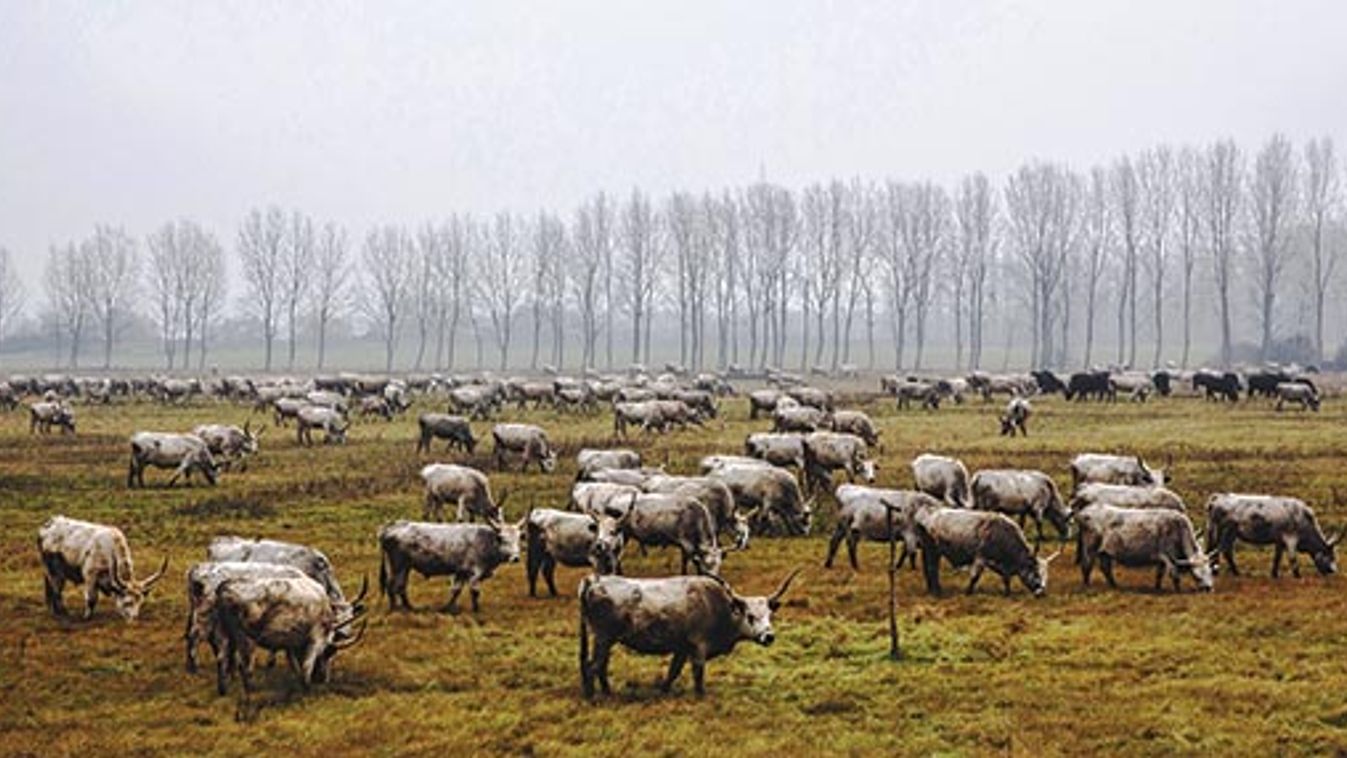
top-left (1203, 495), bottom-right (1220, 557)
top-left (377, 536), bottom-right (390, 599)
top-left (952, 475), bottom-right (970, 510)
top-left (578, 574), bottom-right (595, 698)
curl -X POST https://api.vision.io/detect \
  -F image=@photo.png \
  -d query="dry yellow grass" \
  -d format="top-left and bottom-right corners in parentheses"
top-left (2, 389), bottom-right (1346, 756)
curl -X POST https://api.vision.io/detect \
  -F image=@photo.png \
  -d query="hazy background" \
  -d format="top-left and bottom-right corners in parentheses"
top-left (1, 1), bottom-right (1344, 372)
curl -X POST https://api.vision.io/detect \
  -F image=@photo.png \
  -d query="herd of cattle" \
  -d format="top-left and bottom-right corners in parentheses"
top-left (11, 362), bottom-right (1343, 699)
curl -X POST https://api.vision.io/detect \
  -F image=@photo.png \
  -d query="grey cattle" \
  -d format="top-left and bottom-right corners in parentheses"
top-left (38, 515), bottom-right (167, 621)
top-left (826, 484), bottom-right (940, 570)
top-left (698, 454), bottom-right (773, 474)
top-left (305, 390), bottom-right (350, 414)
top-left (448, 385), bottom-right (501, 420)
top-left (970, 469), bottom-right (1070, 546)
top-left (614, 494), bottom-right (724, 575)
top-left (1069, 482), bottom-right (1187, 513)
top-left (417, 413), bottom-right (476, 454)
top-left (212, 575), bottom-right (368, 694)
top-left (642, 475), bottom-right (751, 551)
top-left (911, 454), bottom-right (970, 508)
top-left (1275, 382), bottom-right (1320, 412)
top-left (193, 422), bottom-right (263, 472)
top-left (915, 508), bottom-right (1056, 597)
top-left (747, 389), bottom-right (786, 420)
top-left (572, 482), bottom-right (643, 517)
top-left (786, 386), bottom-right (834, 411)
top-left (1075, 505), bottom-right (1213, 592)
top-left (830, 410), bottom-right (880, 447)
top-left (706, 464), bottom-right (813, 537)
top-left (1069, 453), bottom-right (1167, 490)
top-left (895, 380), bottom-right (941, 410)
top-left (772, 405), bottom-right (830, 433)
top-left (802, 432), bottom-right (876, 492)
top-left (184, 561), bottom-right (304, 673)
top-left (357, 395), bottom-right (394, 421)
top-left (205, 535), bottom-right (350, 603)
top-left (421, 463), bottom-right (507, 522)
top-left (575, 448), bottom-right (642, 481)
top-left (578, 570), bottom-right (799, 697)
top-left (525, 509), bottom-right (624, 596)
top-left (744, 432), bottom-right (806, 469)
top-left (128, 431), bottom-right (218, 488)
top-left (297, 405), bottom-right (349, 446)
top-left (377, 519), bottom-right (523, 612)
top-left (491, 423), bottom-right (558, 473)
top-left (613, 400), bottom-right (687, 436)
top-left (1000, 397), bottom-right (1031, 436)
top-left (587, 467), bottom-right (663, 488)
top-left (29, 401), bottom-right (75, 434)
top-left (272, 397), bottom-right (310, 427)
top-left (1205, 494), bottom-right (1339, 577)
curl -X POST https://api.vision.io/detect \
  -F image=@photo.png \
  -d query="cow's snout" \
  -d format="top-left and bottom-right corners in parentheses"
top-left (758, 631), bottom-right (775, 646)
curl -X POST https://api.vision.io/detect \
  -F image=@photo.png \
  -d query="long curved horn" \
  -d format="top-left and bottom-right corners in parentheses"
top-left (768, 567), bottom-right (803, 610)
top-left (332, 620), bottom-right (368, 650)
top-left (108, 551), bottom-right (129, 592)
top-left (1043, 549), bottom-right (1063, 564)
top-left (349, 574), bottom-right (369, 607)
top-left (1328, 528), bottom-right (1342, 547)
top-left (334, 605), bottom-right (367, 631)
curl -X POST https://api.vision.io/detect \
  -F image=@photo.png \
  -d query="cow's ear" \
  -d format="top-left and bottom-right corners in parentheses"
top-left (730, 596), bottom-right (747, 616)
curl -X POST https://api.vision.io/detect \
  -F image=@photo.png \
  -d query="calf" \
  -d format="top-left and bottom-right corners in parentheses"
top-left (578, 570), bottom-right (799, 697)
top-left (1205, 493), bottom-right (1339, 577)
top-left (128, 432), bottom-right (219, 488)
top-left (377, 519), bottom-right (523, 612)
top-left (911, 454), bottom-right (970, 508)
top-left (38, 515), bottom-right (167, 620)
top-left (417, 413), bottom-right (476, 454)
top-left (915, 508), bottom-right (1056, 596)
top-left (1075, 504), bottom-right (1212, 591)
top-left (491, 423), bottom-right (558, 473)
top-left (526, 509), bottom-right (624, 596)
top-left (421, 463), bottom-right (508, 522)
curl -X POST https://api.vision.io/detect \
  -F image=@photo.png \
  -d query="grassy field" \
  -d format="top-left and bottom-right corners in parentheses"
top-left (2, 387), bottom-right (1346, 756)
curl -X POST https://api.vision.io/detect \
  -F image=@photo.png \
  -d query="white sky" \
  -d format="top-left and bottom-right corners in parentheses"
top-left (2, 0), bottom-right (1344, 286)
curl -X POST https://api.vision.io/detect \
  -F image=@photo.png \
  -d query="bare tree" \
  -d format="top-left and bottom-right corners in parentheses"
top-left (904, 182), bottom-right (949, 370)
top-left (1111, 156), bottom-right (1141, 366)
top-left (840, 180), bottom-right (878, 369)
top-left (362, 225), bottom-right (414, 372)
top-left (530, 212), bottom-right (567, 369)
top-left (571, 202), bottom-right (605, 370)
top-left (237, 207), bottom-right (287, 371)
top-left (146, 223), bottom-right (185, 369)
top-left (1079, 167), bottom-right (1113, 367)
top-left (0, 247), bottom-right (26, 357)
top-left (311, 222), bottom-right (350, 370)
top-left (879, 181), bottom-right (914, 370)
top-left (1138, 147), bottom-right (1175, 367)
top-left (411, 224), bottom-right (439, 371)
top-left (431, 217), bottom-right (469, 371)
top-left (478, 213), bottom-right (526, 370)
top-left (44, 242), bottom-right (92, 368)
top-left (1249, 134), bottom-right (1298, 361)
top-left (1205, 140), bottom-right (1244, 368)
top-left (1175, 147), bottom-right (1203, 368)
top-left (82, 225), bottom-right (139, 369)
top-left (1303, 136), bottom-right (1340, 364)
top-left (194, 236), bottom-right (226, 370)
top-left (282, 212), bottom-right (314, 371)
top-left (955, 174), bottom-right (995, 369)
top-left (708, 192), bottom-right (741, 369)
top-left (1005, 162), bottom-right (1079, 368)
top-left (619, 189), bottom-right (658, 365)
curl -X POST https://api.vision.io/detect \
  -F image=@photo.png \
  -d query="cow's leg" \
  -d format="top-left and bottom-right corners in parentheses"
top-left (456, 496), bottom-right (470, 522)
top-left (42, 565), bottom-right (65, 617)
top-left (661, 653), bottom-right (688, 692)
top-left (592, 638), bottom-right (614, 695)
top-left (1286, 536), bottom-right (1301, 578)
top-left (1098, 554), bottom-right (1118, 589)
top-left (127, 458), bottom-right (139, 488)
top-left (1271, 544), bottom-right (1284, 578)
top-left (236, 638), bottom-right (256, 693)
top-left (468, 575), bottom-right (483, 612)
top-left (445, 576), bottom-right (465, 613)
top-left (846, 530), bottom-right (861, 571)
top-left (823, 524), bottom-right (845, 568)
top-left (1154, 565), bottom-right (1166, 590)
top-left (185, 610), bottom-right (200, 673)
top-left (542, 558), bottom-right (559, 598)
top-left (526, 544), bottom-right (542, 597)
top-left (966, 558), bottom-right (985, 595)
top-left (397, 568), bottom-right (413, 611)
top-left (690, 650), bottom-right (708, 696)
top-left (1001, 571), bottom-right (1013, 596)
top-left (82, 581), bottom-right (100, 620)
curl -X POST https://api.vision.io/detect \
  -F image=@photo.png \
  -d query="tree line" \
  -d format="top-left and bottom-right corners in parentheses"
top-left (3, 134), bottom-right (1342, 374)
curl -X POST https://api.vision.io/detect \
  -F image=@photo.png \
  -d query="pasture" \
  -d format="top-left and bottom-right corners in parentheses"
top-left (2, 387), bottom-right (1347, 756)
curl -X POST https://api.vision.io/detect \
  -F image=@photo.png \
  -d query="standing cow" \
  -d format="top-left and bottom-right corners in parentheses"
top-left (29, 401), bottom-right (75, 434)
top-left (526, 509), bottom-right (625, 596)
top-left (826, 485), bottom-right (940, 570)
top-left (420, 463), bottom-right (508, 522)
top-left (297, 406), bottom-right (349, 446)
top-left (128, 432), bottom-right (219, 488)
top-left (1205, 494), bottom-right (1339, 577)
top-left (830, 410), bottom-right (880, 447)
top-left (1069, 453), bottom-right (1167, 491)
top-left (614, 494), bottom-right (724, 576)
top-left (491, 423), bottom-right (558, 473)
top-left (1074, 505), bottom-right (1213, 592)
top-left (193, 422), bottom-right (263, 472)
top-left (377, 519), bottom-right (523, 612)
top-left (578, 570), bottom-right (800, 697)
top-left (914, 508), bottom-right (1056, 597)
top-left (969, 469), bottom-right (1070, 547)
top-left (417, 413), bottom-right (476, 454)
top-left (38, 516), bottom-right (167, 620)
top-left (801, 432), bottom-right (876, 493)
top-left (911, 454), bottom-right (970, 508)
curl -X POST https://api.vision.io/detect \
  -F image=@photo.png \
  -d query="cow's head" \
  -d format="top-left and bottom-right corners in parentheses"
top-left (858, 458), bottom-right (877, 483)
top-left (1136, 456), bottom-right (1166, 488)
top-left (241, 421), bottom-right (263, 455)
top-left (329, 419), bottom-right (350, 445)
top-left (1177, 546), bottom-right (1215, 591)
top-left (1021, 550), bottom-right (1059, 598)
top-left (1312, 528), bottom-right (1340, 575)
top-left (490, 516), bottom-right (525, 564)
top-left (57, 408), bottom-right (76, 434)
top-left (540, 449), bottom-right (558, 474)
top-left (730, 568), bottom-right (801, 646)
top-left (110, 554), bottom-right (168, 621)
top-left (587, 516), bottom-right (625, 575)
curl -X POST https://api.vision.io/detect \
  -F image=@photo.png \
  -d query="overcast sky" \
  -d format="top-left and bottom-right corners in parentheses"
top-left (2, 0), bottom-right (1344, 286)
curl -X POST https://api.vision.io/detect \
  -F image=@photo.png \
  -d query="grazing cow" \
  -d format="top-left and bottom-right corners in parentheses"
top-left (744, 432), bottom-right (806, 469)
top-left (911, 454), bottom-right (970, 508)
top-left (515, 381), bottom-right (557, 410)
top-left (786, 386), bottom-right (834, 411)
top-left (193, 422), bottom-right (263, 472)
top-left (273, 397), bottom-right (310, 427)
top-left (614, 494), bottom-right (724, 575)
top-left (698, 454), bottom-right (773, 474)
top-left (1275, 382), bottom-right (1320, 412)
top-left (826, 485), bottom-right (941, 570)
top-left (1069, 482), bottom-right (1187, 513)
top-left (417, 413), bottom-right (476, 454)
top-left (706, 464), bottom-right (813, 537)
top-left (1192, 370), bottom-right (1241, 402)
top-left (38, 515), bottom-right (167, 620)
top-left (969, 469), bottom-right (1070, 546)
top-left (212, 575), bottom-right (368, 694)
top-left (575, 448), bottom-right (642, 481)
top-left (588, 467), bottom-right (663, 488)
top-left (643, 475), bottom-right (752, 551)
top-left (297, 405), bottom-right (349, 445)
top-left (802, 432), bottom-right (877, 492)
top-left (830, 410), bottom-right (880, 447)
top-left (305, 390), bottom-right (350, 414)
top-left (1246, 370), bottom-right (1292, 399)
top-left (1075, 505), bottom-right (1213, 592)
top-left (205, 536), bottom-right (351, 604)
top-left (491, 423), bottom-right (558, 473)
top-left (614, 400), bottom-right (699, 436)
top-left (1069, 453), bottom-right (1166, 490)
top-left (526, 509), bottom-right (624, 596)
top-left (1000, 397), bottom-right (1031, 437)
top-left (693, 373), bottom-right (736, 397)
top-left (578, 570), bottom-right (800, 697)
top-left (377, 519), bottom-right (523, 612)
top-left (1064, 371), bottom-right (1115, 402)
top-left (28, 401), bottom-right (75, 434)
top-left (572, 482), bottom-right (643, 517)
top-left (0, 381), bottom-right (18, 411)
top-left (128, 432), bottom-right (218, 488)
top-left (421, 463), bottom-right (508, 522)
top-left (1111, 373), bottom-right (1155, 402)
top-left (357, 395), bottom-right (394, 421)
top-left (672, 389), bottom-right (719, 419)
top-left (448, 385), bottom-right (501, 420)
top-left (772, 405), bottom-right (831, 433)
top-left (1030, 370), bottom-right (1067, 395)
top-left (183, 561), bottom-right (306, 673)
top-left (914, 508), bottom-right (1056, 597)
top-left (895, 380), bottom-right (941, 410)
top-left (974, 373), bottom-right (1035, 401)
top-left (1205, 494), bottom-right (1339, 577)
